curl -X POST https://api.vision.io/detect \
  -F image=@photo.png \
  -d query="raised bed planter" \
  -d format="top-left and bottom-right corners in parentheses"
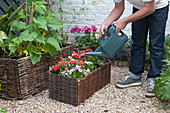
top-left (49, 60), bottom-right (111, 106)
top-left (0, 44), bottom-right (75, 99)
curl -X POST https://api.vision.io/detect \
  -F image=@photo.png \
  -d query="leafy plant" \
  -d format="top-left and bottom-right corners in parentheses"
top-left (0, 0), bottom-right (67, 65)
top-left (153, 50), bottom-right (170, 100)
top-left (70, 25), bottom-right (99, 51)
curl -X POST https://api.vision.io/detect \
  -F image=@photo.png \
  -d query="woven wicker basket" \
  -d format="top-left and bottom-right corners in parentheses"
top-left (0, 44), bottom-right (75, 99)
top-left (49, 60), bottom-right (111, 106)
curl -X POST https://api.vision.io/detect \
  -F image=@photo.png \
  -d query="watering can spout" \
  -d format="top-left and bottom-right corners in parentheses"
top-left (85, 52), bottom-right (109, 58)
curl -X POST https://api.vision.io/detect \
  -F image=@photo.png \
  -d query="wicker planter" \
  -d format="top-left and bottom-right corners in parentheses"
top-left (0, 44), bottom-right (75, 99)
top-left (49, 60), bottom-right (111, 106)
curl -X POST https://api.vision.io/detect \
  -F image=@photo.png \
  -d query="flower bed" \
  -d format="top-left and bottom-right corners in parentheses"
top-left (0, 44), bottom-right (74, 99)
top-left (49, 49), bottom-right (111, 106)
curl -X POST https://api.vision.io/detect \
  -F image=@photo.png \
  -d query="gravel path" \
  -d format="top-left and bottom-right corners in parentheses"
top-left (0, 65), bottom-right (169, 113)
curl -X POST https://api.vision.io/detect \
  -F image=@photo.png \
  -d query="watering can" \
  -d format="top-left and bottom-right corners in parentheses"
top-left (85, 25), bottom-right (128, 58)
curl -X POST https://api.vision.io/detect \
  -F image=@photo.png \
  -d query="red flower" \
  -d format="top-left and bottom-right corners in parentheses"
top-left (79, 60), bottom-right (84, 66)
top-left (63, 62), bottom-right (67, 65)
top-left (63, 66), bottom-right (66, 70)
top-left (73, 54), bottom-right (79, 58)
top-left (86, 55), bottom-right (90, 58)
top-left (72, 51), bottom-right (77, 54)
top-left (60, 56), bottom-right (63, 59)
top-left (65, 58), bottom-right (69, 61)
top-left (71, 60), bottom-right (76, 64)
top-left (83, 57), bottom-right (86, 60)
top-left (85, 48), bottom-right (89, 51)
top-left (61, 59), bottom-right (64, 62)
top-left (53, 65), bottom-right (59, 72)
top-left (78, 58), bottom-right (83, 61)
top-left (58, 62), bottom-right (62, 66)
top-left (90, 50), bottom-right (93, 52)
top-left (78, 51), bottom-right (83, 53)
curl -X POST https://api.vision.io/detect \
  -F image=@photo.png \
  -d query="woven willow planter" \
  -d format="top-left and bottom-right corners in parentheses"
top-left (0, 44), bottom-right (75, 99)
top-left (49, 60), bottom-right (111, 106)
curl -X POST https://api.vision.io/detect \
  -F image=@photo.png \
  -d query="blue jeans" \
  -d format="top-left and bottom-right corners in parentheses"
top-left (129, 5), bottom-right (169, 78)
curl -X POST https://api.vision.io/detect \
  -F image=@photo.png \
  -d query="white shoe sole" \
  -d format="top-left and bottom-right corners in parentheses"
top-left (145, 92), bottom-right (155, 97)
top-left (115, 82), bottom-right (142, 88)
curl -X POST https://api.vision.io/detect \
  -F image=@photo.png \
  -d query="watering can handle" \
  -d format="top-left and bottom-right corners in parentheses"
top-left (98, 25), bottom-right (111, 45)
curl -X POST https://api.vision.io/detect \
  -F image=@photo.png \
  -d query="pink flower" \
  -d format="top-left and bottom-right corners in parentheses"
top-left (91, 25), bottom-right (97, 32)
top-left (95, 33), bottom-right (100, 39)
top-left (70, 27), bottom-right (81, 33)
top-left (83, 26), bottom-right (91, 33)
top-left (91, 25), bottom-right (97, 30)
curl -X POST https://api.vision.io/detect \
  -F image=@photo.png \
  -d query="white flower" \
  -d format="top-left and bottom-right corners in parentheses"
top-left (68, 56), bottom-right (72, 59)
top-left (75, 65), bottom-right (81, 70)
top-left (85, 61), bottom-right (92, 65)
top-left (87, 69), bottom-right (90, 73)
top-left (69, 69), bottom-right (75, 75)
top-left (78, 69), bottom-right (82, 72)
top-left (95, 33), bottom-right (100, 39)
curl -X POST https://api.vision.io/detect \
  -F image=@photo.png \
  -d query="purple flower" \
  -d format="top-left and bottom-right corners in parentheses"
top-left (100, 63), bottom-right (103, 66)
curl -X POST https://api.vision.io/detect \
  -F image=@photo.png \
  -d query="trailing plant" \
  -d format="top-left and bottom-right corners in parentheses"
top-left (0, 0), bottom-right (67, 65)
top-left (153, 50), bottom-right (170, 100)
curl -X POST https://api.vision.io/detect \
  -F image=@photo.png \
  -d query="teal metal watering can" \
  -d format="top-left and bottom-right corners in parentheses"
top-left (85, 25), bottom-right (128, 58)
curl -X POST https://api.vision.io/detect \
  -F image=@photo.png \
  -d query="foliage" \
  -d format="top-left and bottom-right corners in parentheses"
top-left (0, 0), bottom-right (67, 65)
top-left (49, 49), bottom-right (107, 79)
top-left (70, 25), bottom-right (100, 51)
top-left (0, 3), bottom-right (25, 35)
top-left (153, 50), bottom-right (170, 100)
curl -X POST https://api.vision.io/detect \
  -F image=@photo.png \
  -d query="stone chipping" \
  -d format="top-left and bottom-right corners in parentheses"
top-left (0, 65), bottom-right (169, 113)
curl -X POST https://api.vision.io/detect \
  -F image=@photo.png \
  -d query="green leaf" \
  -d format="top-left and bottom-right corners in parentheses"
top-left (18, 30), bottom-right (29, 42)
top-left (30, 50), bottom-right (42, 65)
top-left (46, 16), bottom-right (63, 29)
top-left (36, 35), bottom-right (45, 44)
top-left (10, 19), bottom-right (26, 31)
top-left (0, 108), bottom-right (5, 113)
top-left (18, 12), bottom-right (27, 18)
top-left (56, 34), bottom-right (63, 40)
top-left (9, 43), bottom-right (17, 53)
top-left (37, 16), bottom-right (47, 30)
top-left (47, 37), bottom-right (61, 50)
top-left (0, 31), bottom-right (7, 47)
top-left (23, 32), bottom-right (38, 41)
top-left (36, 7), bottom-right (45, 14)
top-left (44, 43), bottom-right (56, 56)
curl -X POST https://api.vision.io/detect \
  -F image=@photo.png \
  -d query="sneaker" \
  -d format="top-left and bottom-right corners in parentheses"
top-left (115, 73), bottom-right (142, 88)
top-left (145, 78), bottom-right (155, 97)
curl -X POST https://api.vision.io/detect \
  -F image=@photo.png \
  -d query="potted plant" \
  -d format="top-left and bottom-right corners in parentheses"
top-left (70, 25), bottom-right (100, 51)
top-left (49, 49), bottom-right (111, 106)
top-left (0, 0), bottom-right (74, 99)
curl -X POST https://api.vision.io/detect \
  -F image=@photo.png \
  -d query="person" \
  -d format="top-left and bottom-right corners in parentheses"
top-left (99, 0), bottom-right (169, 97)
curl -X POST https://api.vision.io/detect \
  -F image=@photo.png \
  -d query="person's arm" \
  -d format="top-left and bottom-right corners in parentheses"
top-left (113, 0), bottom-right (155, 32)
top-left (99, 0), bottom-right (125, 36)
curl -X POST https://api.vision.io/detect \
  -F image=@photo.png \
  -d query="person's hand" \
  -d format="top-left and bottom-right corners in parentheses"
top-left (99, 23), bottom-right (108, 36)
top-left (112, 19), bottom-right (128, 33)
